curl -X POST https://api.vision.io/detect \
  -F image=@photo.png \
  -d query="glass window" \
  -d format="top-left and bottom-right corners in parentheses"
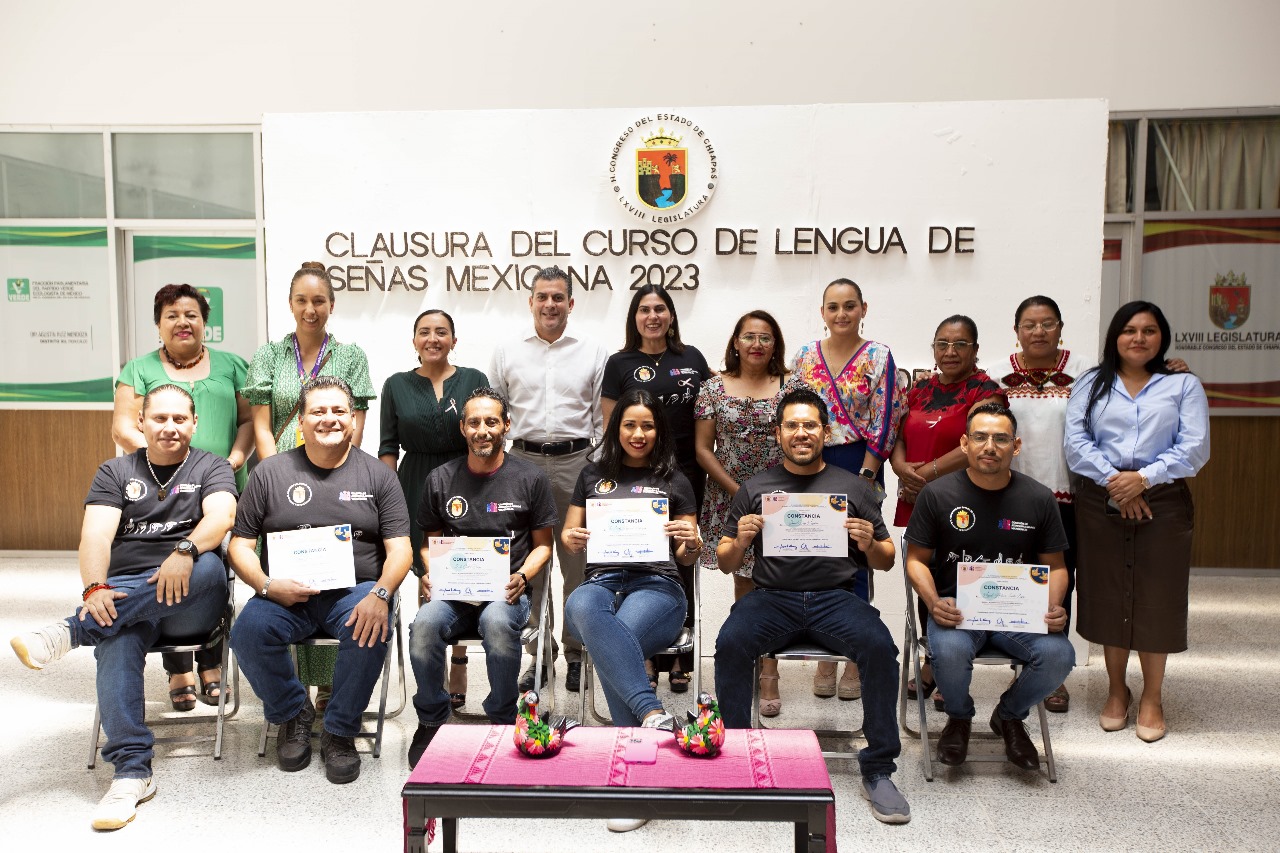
top-left (1147, 117), bottom-right (1280, 212)
top-left (0, 133), bottom-right (106, 218)
top-left (113, 133), bottom-right (255, 219)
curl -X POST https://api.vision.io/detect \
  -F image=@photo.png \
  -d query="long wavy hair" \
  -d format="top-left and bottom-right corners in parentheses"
top-left (621, 284), bottom-right (686, 354)
top-left (596, 388), bottom-right (678, 481)
top-left (1082, 301), bottom-right (1175, 428)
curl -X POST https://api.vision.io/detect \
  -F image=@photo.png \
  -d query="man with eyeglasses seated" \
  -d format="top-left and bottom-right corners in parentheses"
top-left (714, 387), bottom-right (910, 825)
top-left (903, 401), bottom-right (1074, 771)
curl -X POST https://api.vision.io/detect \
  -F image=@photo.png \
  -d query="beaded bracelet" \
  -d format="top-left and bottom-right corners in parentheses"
top-left (82, 582), bottom-right (114, 601)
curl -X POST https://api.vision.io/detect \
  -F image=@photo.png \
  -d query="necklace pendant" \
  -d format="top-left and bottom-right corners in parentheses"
top-left (157, 490), bottom-right (167, 502)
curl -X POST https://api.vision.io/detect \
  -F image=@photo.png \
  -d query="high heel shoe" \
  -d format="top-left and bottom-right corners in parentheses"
top-left (812, 664), bottom-right (836, 698)
top-left (1098, 687), bottom-right (1132, 732)
top-left (758, 675), bottom-right (782, 717)
top-left (448, 654), bottom-right (468, 710)
top-left (1136, 702), bottom-right (1166, 742)
top-left (838, 662), bottom-right (861, 700)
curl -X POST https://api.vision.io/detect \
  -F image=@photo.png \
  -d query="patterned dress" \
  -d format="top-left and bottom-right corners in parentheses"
top-left (693, 375), bottom-right (789, 577)
top-left (790, 339), bottom-right (904, 462)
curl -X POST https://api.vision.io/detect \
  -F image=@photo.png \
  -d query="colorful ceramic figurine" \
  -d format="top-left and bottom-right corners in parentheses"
top-left (513, 690), bottom-right (579, 757)
top-left (677, 692), bottom-right (726, 757)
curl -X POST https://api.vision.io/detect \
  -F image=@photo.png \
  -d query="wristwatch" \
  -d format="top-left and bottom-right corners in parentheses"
top-left (258, 576), bottom-right (272, 599)
top-left (858, 467), bottom-right (877, 481)
top-left (174, 538), bottom-right (198, 558)
top-left (370, 585), bottom-right (391, 603)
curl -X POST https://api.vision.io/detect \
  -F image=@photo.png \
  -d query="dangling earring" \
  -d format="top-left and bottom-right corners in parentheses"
top-left (1015, 338), bottom-right (1021, 349)
top-left (666, 327), bottom-right (675, 338)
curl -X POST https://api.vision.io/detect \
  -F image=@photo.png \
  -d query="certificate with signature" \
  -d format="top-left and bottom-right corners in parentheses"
top-left (427, 536), bottom-right (512, 602)
top-left (760, 493), bottom-right (847, 557)
top-left (267, 524), bottom-right (357, 591)
top-left (955, 562), bottom-right (1051, 634)
top-left (586, 498), bottom-right (669, 564)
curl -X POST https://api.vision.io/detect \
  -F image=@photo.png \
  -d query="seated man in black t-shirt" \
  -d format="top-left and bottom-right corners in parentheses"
top-left (407, 388), bottom-right (557, 768)
top-left (229, 376), bottom-right (412, 785)
top-left (10, 384), bottom-right (236, 831)
top-left (714, 388), bottom-right (910, 825)
top-left (904, 401), bottom-right (1074, 772)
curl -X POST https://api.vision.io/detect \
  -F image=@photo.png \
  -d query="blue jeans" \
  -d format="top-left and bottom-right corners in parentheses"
top-left (410, 593), bottom-right (530, 725)
top-left (714, 587), bottom-right (901, 780)
top-left (927, 615), bottom-right (1076, 721)
top-left (565, 571), bottom-right (687, 726)
top-left (64, 552), bottom-right (228, 779)
top-left (231, 581), bottom-right (388, 737)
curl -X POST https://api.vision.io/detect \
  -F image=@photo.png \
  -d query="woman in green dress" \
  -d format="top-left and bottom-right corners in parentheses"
top-left (379, 309), bottom-right (489, 710)
top-left (243, 261), bottom-right (376, 707)
top-left (112, 283), bottom-right (252, 710)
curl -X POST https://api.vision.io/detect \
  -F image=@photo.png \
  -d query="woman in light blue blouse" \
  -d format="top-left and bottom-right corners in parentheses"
top-left (1065, 301), bottom-right (1209, 744)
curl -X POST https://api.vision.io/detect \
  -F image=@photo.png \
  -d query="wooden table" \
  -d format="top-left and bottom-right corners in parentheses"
top-left (402, 724), bottom-right (836, 853)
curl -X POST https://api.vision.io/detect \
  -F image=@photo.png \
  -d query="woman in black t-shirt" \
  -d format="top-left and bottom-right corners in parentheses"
top-left (563, 389), bottom-right (700, 730)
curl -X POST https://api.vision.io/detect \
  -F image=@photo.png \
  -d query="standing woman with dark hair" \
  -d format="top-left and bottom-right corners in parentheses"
top-left (112, 283), bottom-right (252, 710)
top-left (694, 310), bottom-right (791, 714)
top-left (243, 261), bottom-right (377, 709)
top-left (601, 284), bottom-right (711, 691)
top-left (379, 309), bottom-right (489, 710)
top-left (791, 278), bottom-right (904, 698)
top-left (1066, 301), bottom-right (1209, 742)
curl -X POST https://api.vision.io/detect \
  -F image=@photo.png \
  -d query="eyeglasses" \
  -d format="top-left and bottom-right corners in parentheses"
top-left (932, 340), bottom-right (974, 353)
top-left (967, 432), bottom-right (1014, 447)
top-left (737, 334), bottom-right (775, 346)
top-left (1017, 320), bottom-right (1061, 333)
top-left (780, 420), bottom-right (823, 433)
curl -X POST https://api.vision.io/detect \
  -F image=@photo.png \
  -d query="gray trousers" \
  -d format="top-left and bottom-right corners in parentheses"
top-left (511, 444), bottom-right (591, 663)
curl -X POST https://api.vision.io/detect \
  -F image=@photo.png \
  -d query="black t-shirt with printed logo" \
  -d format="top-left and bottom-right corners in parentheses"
top-left (723, 463), bottom-right (889, 592)
top-left (233, 446), bottom-right (410, 583)
top-left (904, 470), bottom-right (1068, 600)
top-left (85, 448), bottom-right (237, 578)
top-left (570, 462), bottom-right (696, 583)
top-left (601, 346), bottom-right (712, 471)
top-left (417, 453), bottom-right (558, 573)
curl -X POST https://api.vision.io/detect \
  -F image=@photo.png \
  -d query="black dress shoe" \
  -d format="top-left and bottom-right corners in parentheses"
top-left (989, 708), bottom-right (1039, 770)
top-left (408, 723), bottom-right (440, 769)
top-left (936, 717), bottom-right (971, 766)
top-left (565, 661), bottom-right (582, 692)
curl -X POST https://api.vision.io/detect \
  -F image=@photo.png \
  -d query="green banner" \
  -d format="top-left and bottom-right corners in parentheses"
top-left (133, 235), bottom-right (256, 262)
top-left (0, 227), bottom-right (108, 247)
top-left (0, 377), bottom-right (114, 403)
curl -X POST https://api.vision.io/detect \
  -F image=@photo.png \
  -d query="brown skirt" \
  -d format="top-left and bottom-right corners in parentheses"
top-left (1074, 477), bottom-right (1195, 653)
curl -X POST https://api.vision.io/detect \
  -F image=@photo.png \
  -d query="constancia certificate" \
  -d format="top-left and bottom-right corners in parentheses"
top-left (760, 493), bottom-right (848, 557)
top-left (267, 524), bottom-right (357, 591)
top-left (586, 497), bottom-right (669, 564)
top-left (428, 536), bottom-right (512, 602)
top-left (955, 562), bottom-right (1051, 634)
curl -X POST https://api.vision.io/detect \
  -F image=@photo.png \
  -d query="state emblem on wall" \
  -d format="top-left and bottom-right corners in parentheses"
top-left (608, 112), bottom-right (717, 224)
top-left (1209, 271), bottom-right (1250, 330)
top-left (636, 130), bottom-right (687, 210)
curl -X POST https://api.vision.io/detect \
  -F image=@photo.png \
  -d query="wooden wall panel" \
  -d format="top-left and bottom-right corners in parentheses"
top-left (1189, 416), bottom-right (1278, 569)
top-left (0, 410), bottom-right (114, 550)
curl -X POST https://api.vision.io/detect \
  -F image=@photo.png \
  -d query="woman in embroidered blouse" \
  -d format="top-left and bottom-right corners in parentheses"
top-left (695, 310), bottom-right (790, 715)
top-left (1066, 301), bottom-right (1209, 743)
top-left (790, 278), bottom-right (904, 700)
top-left (379, 309), bottom-right (488, 711)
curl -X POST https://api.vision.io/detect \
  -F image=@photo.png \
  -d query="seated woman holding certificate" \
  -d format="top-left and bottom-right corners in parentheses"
top-left (562, 388), bottom-right (701, 733)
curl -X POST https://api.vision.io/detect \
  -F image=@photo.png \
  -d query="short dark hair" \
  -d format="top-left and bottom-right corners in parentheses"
top-left (153, 284), bottom-right (210, 325)
top-left (463, 387), bottom-right (510, 423)
top-left (300, 375), bottom-right (354, 411)
top-left (775, 387), bottom-right (829, 427)
top-left (532, 265), bottom-right (572, 299)
top-left (966, 401), bottom-right (1018, 435)
top-left (414, 309), bottom-right (455, 337)
top-left (1014, 295), bottom-right (1062, 328)
top-left (142, 383), bottom-right (195, 416)
top-left (622, 284), bottom-right (685, 354)
top-left (723, 310), bottom-right (787, 377)
top-left (597, 388), bottom-right (678, 480)
top-left (290, 261), bottom-right (335, 302)
top-left (822, 277), bottom-right (864, 303)
top-left (936, 314), bottom-right (979, 342)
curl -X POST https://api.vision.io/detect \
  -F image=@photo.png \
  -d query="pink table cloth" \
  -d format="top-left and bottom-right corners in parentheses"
top-left (405, 724), bottom-right (837, 851)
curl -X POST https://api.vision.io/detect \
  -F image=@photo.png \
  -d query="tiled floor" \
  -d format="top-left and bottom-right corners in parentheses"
top-left (2, 551), bottom-right (1276, 852)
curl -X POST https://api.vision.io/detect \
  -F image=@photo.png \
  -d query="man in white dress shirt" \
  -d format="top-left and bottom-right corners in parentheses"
top-left (491, 266), bottom-right (607, 692)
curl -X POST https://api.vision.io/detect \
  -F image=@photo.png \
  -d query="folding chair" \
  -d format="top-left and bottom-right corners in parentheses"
top-left (450, 564), bottom-right (556, 718)
top-left (87, 563), bottom-right (241, 768)
top-left (258, 593), bottom-right (407, 759)
top-left (750, 569), bottom-right (874, 761)
top-left (898, 561), bottom-right (1058, 781)
top-left (579, 564), bottom-right (701, 724)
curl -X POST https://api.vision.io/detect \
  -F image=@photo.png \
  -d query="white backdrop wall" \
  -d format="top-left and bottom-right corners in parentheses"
top-left (1, 2), bottom-right (1277, 125)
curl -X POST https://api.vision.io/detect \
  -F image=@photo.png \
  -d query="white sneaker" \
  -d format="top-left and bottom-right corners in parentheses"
top-left (640, 711), bottom-right (675, 730)
top-left (91, 777), bottom-right (156, 831)
top-left (606, 818), bottom-right (649, 833)
top-left (10, 622), bottom-right (72, 670)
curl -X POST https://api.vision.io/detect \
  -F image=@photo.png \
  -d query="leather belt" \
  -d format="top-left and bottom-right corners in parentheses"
top-left (512, 438), bottom-right (591, 457)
